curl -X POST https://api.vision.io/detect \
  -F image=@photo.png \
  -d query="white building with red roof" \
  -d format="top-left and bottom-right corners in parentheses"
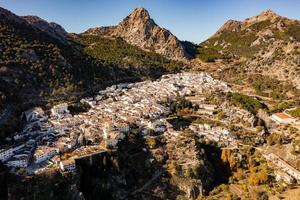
top-left (271, 113), bottom-right (296, 124)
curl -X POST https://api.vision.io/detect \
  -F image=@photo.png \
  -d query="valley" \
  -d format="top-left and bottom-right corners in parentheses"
top-left (0, 4), bottom-right (300, 200)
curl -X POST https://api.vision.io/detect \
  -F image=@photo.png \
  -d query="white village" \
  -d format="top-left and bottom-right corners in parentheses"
top-left (0, 72), bottom-right (300, 186)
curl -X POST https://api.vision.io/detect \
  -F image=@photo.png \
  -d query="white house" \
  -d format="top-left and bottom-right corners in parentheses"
top-left (198, 104), bottom-right (218, 111)
top-left (22, 107), bottom-right (45, 122)
top-left (0, 144), bottom-right (25, 162)
top-left (271, 113), bottom-right (296, 124)
top-left (6, 155), bottom-right (29, 168)
top-left (33, 146), bottom-right (58, 164)
top-left (59, 159), bottom-right (76, 171)
top-left (197, 109), bottom-right (214, 115)
top-left (50, 155), bottom-right (61, 165)
top-left (51, 103), bottom-right (70, 118)
top-left (185, 96), bottom-right (206, 105)
top-left (275, 171), bottom-right (295, 184)
top-left (0, 148), bottom-right (14, 162)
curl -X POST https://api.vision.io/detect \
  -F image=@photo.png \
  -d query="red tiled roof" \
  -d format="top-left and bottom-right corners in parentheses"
top-left (274, 113), bottom-right (292, 119)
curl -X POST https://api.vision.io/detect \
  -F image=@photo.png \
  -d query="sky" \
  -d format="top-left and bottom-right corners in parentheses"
top-left (1, 0), bottom-right (300, 43)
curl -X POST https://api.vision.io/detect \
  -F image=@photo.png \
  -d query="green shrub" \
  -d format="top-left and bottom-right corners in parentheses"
top-left (288, 107), bottom-right (300, 118)
top-left (227, 92), bottom-right (268, 114)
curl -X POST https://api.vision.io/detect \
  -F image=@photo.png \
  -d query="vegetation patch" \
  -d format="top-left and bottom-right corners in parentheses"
top-left (248, 75), bottom-right (300, 100)
top-left (75, 35), bottom-right (184, 72)
top-left (226, 92), bottom-right (268, 114)
top-left (287, 107), bottom-right (300, 118)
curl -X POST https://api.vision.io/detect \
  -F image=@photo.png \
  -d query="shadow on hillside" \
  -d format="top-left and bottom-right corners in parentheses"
top-left (76, 125), bottom-right (181, 200)
top-left (198, 143), bottom-right (232, 192)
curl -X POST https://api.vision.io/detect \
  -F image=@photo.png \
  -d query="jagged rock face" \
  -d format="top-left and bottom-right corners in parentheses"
top-left (85, 8), bottom-right (190, 60)
top-left (22, 15), bottom-right (68, 40)
top-left (214, 20), bottom-right (242, 36)
top-left (244, 9), bottom-right (281, 26)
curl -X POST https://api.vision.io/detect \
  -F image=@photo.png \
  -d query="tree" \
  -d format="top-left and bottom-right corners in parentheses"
top-left (248, 171), bottom-right (269, 186)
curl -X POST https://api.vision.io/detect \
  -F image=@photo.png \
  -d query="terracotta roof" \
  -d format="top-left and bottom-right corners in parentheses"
top-left (274, 113), bottom-right (292, 119)
top-left (61, 159), bottom-right (75, 165)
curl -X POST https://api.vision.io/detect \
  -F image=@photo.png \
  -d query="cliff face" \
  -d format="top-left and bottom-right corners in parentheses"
top-left (1, 130), bottom-right (227, 200)
top-left (85, 8), bottom-right (192, 60)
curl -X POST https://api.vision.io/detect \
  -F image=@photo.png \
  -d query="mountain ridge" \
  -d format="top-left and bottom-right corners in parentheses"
top-left (22, 15), bottom-right (68, 40)
top-left (197, 8), bottom-right (300, 98)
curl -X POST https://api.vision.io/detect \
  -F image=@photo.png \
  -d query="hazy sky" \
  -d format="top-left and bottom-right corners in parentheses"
top-left (1, 0), bottom-right (300, 43)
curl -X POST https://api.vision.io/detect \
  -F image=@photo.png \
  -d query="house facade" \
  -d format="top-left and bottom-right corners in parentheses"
top-left (0, 144), bottom-right (25, 162)
top-left (59, 159), bottom-right (76, 171)
top-left (34, 146), bottom-right (58, 164)
top-left (6, 155), bottom-right (29, 168)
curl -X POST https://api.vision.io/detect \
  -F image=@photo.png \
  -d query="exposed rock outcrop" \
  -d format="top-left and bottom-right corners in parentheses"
top-left (85, 8), bottom-right (191, 60)
top-left (244, 9), bottom-right (281, 26)
top-left (215, 9), bottom-right (282, 35)
top-left (214, 20), bottom-right (242, 36)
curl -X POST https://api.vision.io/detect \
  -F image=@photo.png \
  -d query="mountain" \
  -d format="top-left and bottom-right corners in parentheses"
top-left (0, 6), bottom-right (101, 134)
top-left (197, 9), bottom-right (300, 92)
top-left (22, 15), bottom-right (68, 41)
top-left (85, 8), bottom-right (192, 60)
top-left (214, 9), bottom-right (281, 36)
top-left (0, 6), bottom-right (183, 140)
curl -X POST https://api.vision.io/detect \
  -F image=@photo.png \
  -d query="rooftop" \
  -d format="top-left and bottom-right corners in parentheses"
top-left (273, 112), bottom-right (293, 119)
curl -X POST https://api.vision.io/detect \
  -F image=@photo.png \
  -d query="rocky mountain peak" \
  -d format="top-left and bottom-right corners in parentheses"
top-left (215, 9), bottom-right (283, 35)
top-left (85, 7), bottom-right (191, 60)
top-left (245, 9), bottom-right (281, 25)
top-left (215, 19), bottom-right (242, 35)
top-left (127, 7), bottom-right (151, 22)
top-left (116, 7), bottom-right (156, 33)
top-left (259, 9), bottom-right (280, 18)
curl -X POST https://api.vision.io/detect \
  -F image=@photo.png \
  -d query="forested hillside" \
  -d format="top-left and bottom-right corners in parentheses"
top-left (0, 7), bottom-right (183, 140)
